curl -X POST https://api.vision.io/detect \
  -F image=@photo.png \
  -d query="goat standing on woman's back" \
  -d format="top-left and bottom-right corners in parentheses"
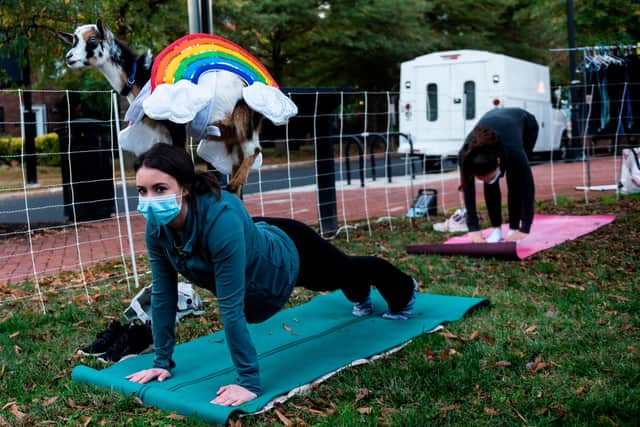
top-left (57, 19), bottom-right (295, 194)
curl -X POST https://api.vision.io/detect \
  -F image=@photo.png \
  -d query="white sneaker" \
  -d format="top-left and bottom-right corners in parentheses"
top-left (433, 208), bottom-right (468, 232)
top-left (352, 297), bottom-right (373, 317)
top-left (485, 227), bottom-right (503, 243)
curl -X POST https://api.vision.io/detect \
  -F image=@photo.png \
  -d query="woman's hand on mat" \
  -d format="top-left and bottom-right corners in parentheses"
top-left (126, 368), bottom-right (172, 384)
top-left (468, 231), bottom-right (486, 243)
top-left (505, 230), bottom-right (528, 241)
top-left (211, 384), bottom-right (257, 406)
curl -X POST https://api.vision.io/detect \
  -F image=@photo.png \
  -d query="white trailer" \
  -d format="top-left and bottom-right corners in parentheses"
top-left (398, 50), bottom-right (568, 162)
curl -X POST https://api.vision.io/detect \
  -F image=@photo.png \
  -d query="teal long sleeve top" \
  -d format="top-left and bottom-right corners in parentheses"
top-left (144, 190), bottom-right (300, 394)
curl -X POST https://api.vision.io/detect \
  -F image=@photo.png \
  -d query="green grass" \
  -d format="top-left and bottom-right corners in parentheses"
top-left (1, 195), bottom-right (639, 426)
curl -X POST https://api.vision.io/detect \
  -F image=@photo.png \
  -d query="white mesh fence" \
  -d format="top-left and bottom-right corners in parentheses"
top-left (0, 84), bottom-right (637, 312)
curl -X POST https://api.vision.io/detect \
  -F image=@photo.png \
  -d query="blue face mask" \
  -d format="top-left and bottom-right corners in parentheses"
top-left (137, 193), bottom-right (182, 226)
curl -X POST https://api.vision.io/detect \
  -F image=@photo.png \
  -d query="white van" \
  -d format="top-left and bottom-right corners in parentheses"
top-left (398, 50), bottom-right (568, 163)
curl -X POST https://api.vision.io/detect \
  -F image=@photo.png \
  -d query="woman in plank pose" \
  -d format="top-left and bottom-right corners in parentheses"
top-left (126, 144), bottom-right (417, 406)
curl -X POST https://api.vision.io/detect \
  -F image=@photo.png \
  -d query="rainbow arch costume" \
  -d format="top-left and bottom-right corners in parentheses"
top-left (120, 34), bottom-right (297, 173)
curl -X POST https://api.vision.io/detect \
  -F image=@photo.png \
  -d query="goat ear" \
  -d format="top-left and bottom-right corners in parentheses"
top-left (95, 18), bottom-right (114, 43)
top-left (57, 31), bottom-right (74, 45)
top-left (232, 100), bottom-right (252, 143)
top-left (96, 18), bottom-right (105, 37)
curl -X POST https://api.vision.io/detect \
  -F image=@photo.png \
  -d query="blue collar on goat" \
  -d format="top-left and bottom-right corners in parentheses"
top-left (121, 61), bottom-right (137, 96)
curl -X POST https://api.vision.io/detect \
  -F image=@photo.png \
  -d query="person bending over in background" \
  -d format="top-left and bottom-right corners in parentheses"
top-left (458, 107), bottom-right (539, 243)
top-left (126, 144), bottom-right (417, 406)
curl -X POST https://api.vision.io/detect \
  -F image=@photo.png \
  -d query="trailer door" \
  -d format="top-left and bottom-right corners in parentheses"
top-left (450, 61), bottom-right (487, 147)
top-left (415, 64), bottom-right (450, 145)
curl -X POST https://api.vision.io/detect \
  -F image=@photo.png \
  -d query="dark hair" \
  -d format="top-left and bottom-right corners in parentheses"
top-left (459, 127), bottom-right (500, 190)
top-left (134, 144), bottom-right (221, 199)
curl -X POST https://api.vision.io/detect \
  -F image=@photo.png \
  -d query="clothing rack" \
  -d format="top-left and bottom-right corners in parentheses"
top-left (549, 44), bottom-right (639, 53)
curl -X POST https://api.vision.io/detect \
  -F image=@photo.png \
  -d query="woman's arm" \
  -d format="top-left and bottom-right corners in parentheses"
top-left (147, 237), bottom-right (179, 371)
top-left (208, 213), bottom-right (261, 395)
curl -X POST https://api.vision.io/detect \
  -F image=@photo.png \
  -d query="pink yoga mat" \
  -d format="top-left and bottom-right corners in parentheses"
top-left (406, 214), bottom-right (615, 260)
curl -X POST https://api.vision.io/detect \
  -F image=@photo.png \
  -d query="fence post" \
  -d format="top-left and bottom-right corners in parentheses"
top-left (344, 135), bottom-right (364, 187)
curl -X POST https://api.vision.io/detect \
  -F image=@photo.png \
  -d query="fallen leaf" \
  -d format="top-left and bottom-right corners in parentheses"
top-left (42, 396), bottom-right (58, 406)
top-left (13, 345), bottom-right (22, 355)
top-left (81, 416), bottom-right (91, 427)
top-left (381, 407), bottom-right (397, 416)
top-left (524, 325), bottom-right (537, 334)
top-left (8, 332), bottom-right (19, 339)
top-left (484, 407), bottom-right (498, 415)
top-left (1, 402), bottom-right (15, 411)
top-left (495, 360), bottom-right (512, 368)
top-left (274, 409), bottom-right (292, 426)
top-left (469, 329), bottom-right (480, 340)
top-left (608, 294), bottom-right (629, 302)
top-left (166, 413), bottom-right (185, 420)
top-left (8, 403), bottom-right (27, 420)
top-left (575, 387), bottom-right (585, 394)
top-left (66, 397), bottom-right (88, 410)
top-left (479, 333), bottom-right (495, 344)
top-left (439, 330), bottom-right (463, 341)
top-left (357, 407), bottom-right (372, 414)
top-left (354, 388), bottom-right (368, 405)
top-left (441, 403), bottom-right (461, 413)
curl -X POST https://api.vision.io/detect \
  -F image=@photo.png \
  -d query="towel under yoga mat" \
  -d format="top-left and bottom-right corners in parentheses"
top-left (407, 214), bottom-right (615, 260)
top-left (72, 290), bottom-right (487, 424)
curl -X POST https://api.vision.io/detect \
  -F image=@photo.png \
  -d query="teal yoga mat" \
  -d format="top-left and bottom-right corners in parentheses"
top-left (72, 291), bottom-right (487, 424)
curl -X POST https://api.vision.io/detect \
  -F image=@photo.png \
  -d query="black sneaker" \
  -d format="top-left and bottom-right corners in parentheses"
top-left (98, 321), bottom-right (153, 363)
top-left (78, 320), bottom-right (125, 356)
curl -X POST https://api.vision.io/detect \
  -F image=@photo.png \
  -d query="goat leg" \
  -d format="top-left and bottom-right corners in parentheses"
top-left (227, 147), bottom-right (261, 195)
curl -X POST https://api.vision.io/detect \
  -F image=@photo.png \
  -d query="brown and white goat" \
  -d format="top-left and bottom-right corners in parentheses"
top-left (58, 19), bottom-right (268, 194)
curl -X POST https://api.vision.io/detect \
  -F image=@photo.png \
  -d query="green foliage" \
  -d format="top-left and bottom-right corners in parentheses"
top-left (0, 133), bottom-right (60, 166)
top-left (0, 0), bottom-right (638, 91)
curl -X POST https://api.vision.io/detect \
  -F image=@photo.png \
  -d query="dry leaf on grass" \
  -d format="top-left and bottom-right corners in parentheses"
top-left (524, 324), bottom-right (537, 334)
top-left (274, 409), bottom-right (293, 426)
top-left (6, 403), bottom-right (27, 420)
top-left (42, 396), bottom-right (58, 406)
top-left (495, 360), bottom-right (512, 368)
top-left (608, 294), bottom-right (630, 302)
top-left (353, 388), bottom-right (368, 405)
top-left (65, 397), bottom-right (89, 410)
top-left (469, 329), bottom-right (481, 340)
top-left (357, 407), bottom-right (372, 414)
top-left (479, 333), bottom-right (495, 344)
top-left (166, 413), bottom-right (185, 420)
top-left (484, 407), bottom-right (498, 415)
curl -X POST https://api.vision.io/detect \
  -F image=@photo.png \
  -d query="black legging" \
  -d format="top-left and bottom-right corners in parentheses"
top-left (253, 217), bottom-right (415, 312)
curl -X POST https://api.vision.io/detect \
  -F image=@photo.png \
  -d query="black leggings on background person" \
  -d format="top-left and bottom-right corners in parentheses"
top-left (253, 217), bottom-right (415, 312)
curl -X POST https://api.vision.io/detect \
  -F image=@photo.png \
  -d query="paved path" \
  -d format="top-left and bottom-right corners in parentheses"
top-left (0, 157), bottom-right (621, 292)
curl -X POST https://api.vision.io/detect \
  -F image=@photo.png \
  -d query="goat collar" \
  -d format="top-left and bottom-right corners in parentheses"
top-left (120, 61), bottom-right (137, 96)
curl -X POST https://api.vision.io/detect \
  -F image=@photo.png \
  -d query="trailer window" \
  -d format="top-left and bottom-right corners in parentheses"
top-left (464, 81), bottom-right (475, 120)
top-left (426, 83), bottom-right (437, 121)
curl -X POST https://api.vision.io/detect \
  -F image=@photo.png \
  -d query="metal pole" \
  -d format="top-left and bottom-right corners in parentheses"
top-left (566, 0), bottom-right (581, 160)
top-left (201, 0), bottom-right (213, 34)
top-left (22, 51), bottom-right (37, 184)
top-left (187, 0), bottom-right (201, 34)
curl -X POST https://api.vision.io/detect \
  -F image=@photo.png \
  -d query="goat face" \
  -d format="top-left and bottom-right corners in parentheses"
top-left (58, 19), bottom-right (114, 69)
